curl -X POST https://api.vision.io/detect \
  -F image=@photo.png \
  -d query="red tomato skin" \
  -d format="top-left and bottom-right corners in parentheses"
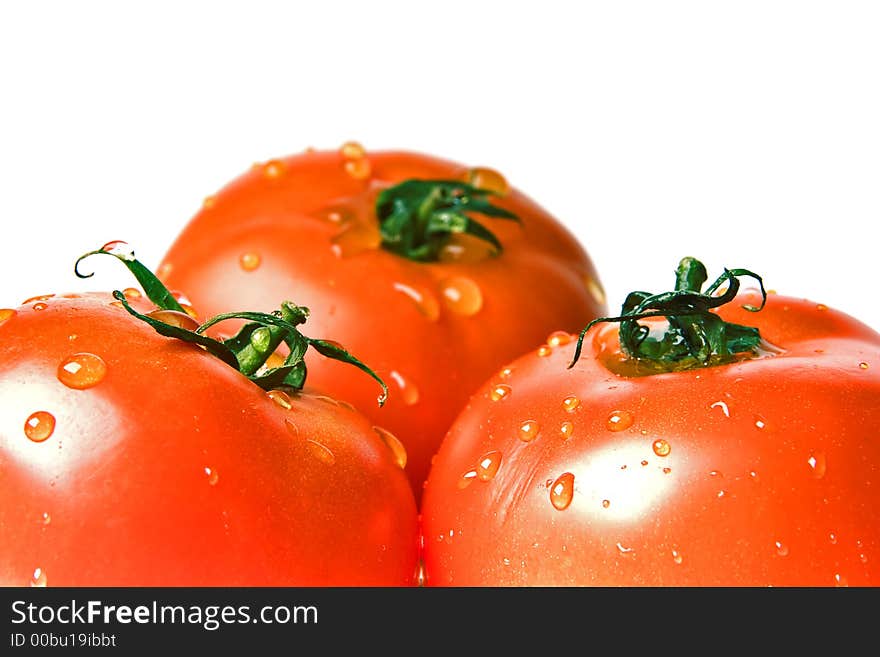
top-left (159, 149), bottom-right (606, 498)
top-left (0, 294), bottom-right (419, 586)
top-left (421, 291), bottom-right (880, 586)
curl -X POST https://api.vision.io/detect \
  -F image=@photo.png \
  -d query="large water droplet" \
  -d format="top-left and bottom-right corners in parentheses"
top-left (389, 370), bottom-right (420, 406)
top-left (0, 308), bottom-right (16, 324)
top-left (834, 573), bottom-right (848, 587)
top-left (490, 384), bottom-right (511, 402)
top-left (457, 469), bottom-right (478, 489)
top-left (30, 568), bottom-right (48, 587)
top-left (23, 294), bottom-right (54, 304)
top-left (562, 395), bottom-right (580, 413)
top-left (546, 331), bottom-right (573, 347)
top-left (204, 467), bottom-right (219, 486)
top-left (267, 389), bottom-right (293, 410)
top-left (607, 410), bottom-right (633, 432)
top-left (438, 234), bottom-right (494, 263)
top-left (440, 277), bottom-right (483, 316)
top-left (101, 240), bottom-right (135, 260)
top-left (476, 451), bottom-right (502, 481)
top-left (262, 159), bottom-right (285, 179)
top-left (807, 450), bottom-right (827, 479)
top-left (146, 309), bottom-right (200, 331)
top-left (332, 221), bottom-right (382, 257)
top-left (339, 141), bottom-right (366, 159)
top-left (393, 282), bottom-right (440, 321)
top-left (858, 362), bottom-right (869, 370)
top-left (652, 439), bottom-right (671, 457)
top-left (467, 166), bottom-right (509, 196)
top-left (24, 411), bottom-right (56, 443)
top-left (560, 421), bottom-right (574, 440)
top-left (672, 549), bottom-right (684, 565)
top-left (519, 420), bottom-right (540, 442)
top-left (344, 158), bottom-right (371, 180)
top-left (239, 252), bottom-right (261, 271)
top-left (307, 439), bottom-right (336, 465)
top-left (550, 472), bottom-right (575, 510)
top-left (775, 540), bottom-right (789, 557)
top-left (374, 426), bottom-right (407, 469)
top-left (57, 353), bottom-right (107, 389)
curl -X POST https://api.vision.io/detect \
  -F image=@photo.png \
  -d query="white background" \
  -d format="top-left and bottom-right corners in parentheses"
top-left (1, 1), bottom-right (878, 331)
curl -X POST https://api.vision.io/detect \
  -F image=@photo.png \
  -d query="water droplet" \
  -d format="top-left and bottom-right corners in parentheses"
top-left (457, 469), bottom-right (478, 489)
top-left (607, 410), bottom-right (634, 432)
top-left (23, 293), bottom-right (55, 304)
top-left (204, 467), bottom-right (219, 486)
top-left (332, 221), bottom-right (382, 257)
top-left (339, 141), bottom-right (366, 159)
top-left (652, 439), bottom-right (671, 457)
top-left (858, 362), bottom-right (869, 370)
top-left (807, 450), bottom-right (827, 479)
top-left (560, 421), bottom-right (574, 440)
top-left (101, 240), bottom-right (135, 260)
top-left (709, 470), bottom-right (723, 478)
top-left (547, 331), bottom-right (573, 347)
top-left (57, 352), bottom-right (107, 390)
top-left (239, 252), bottom-right (261, 271)
top-left (476, 451), bottom-right (502, 481)
top-left (601, 499), bottom-right (610, 509)
top-left (202, 195), bottom-right (217, 209)
top-left (550, 472), bottom-right (575, 510)
top-left (662, 467), bottom-right (672, 474)
top-left (490, 384), bottom-right (511, 401)
top-left (640, 460), bottom-right (649, 467)
top-left (816, 303), bottom-right (828, 312)
top-left (710, 400), bottom-right (730, 417)
top-left (344, 158), bottom-right (371, 180)
top-left (829, 532), bottom-right (838, 545)
top-left (748, 470), bottom-right (759, 483)
top-left (754, 416), bottom-right (766, 430)
top-left (585, 276), bottom-right (606, 306)
top-left (119, 288), bottom-right (141, 300)
top-left (562, 396), bottom-right (580, 413)
top-left (285, 419), bottom-right (299, 439)
top-left (146, 309), bottom-right (200, 331)
top-left (537, 345), bottom-right (553, 357)
top-left (0, 308), bottom-right (16, 324)
top-left (389, 370), bottom-right (420, 406)
top-left (499, 366), bottom-right (514, 379)
top-left (33, 302), bottom-right (48, 311)
top-left (775, 540), bottom-right (789, 557)
top-left (519, 420), bottom-right (540, 442)
top-left (672, 549), bottom-right (683, 565)
top-left (307, 439), bottom-right (336, 465)
top-left (41, 512), bottom-right (51, 525)
top-left (30, 568), bottom-right (47, 587)
top-left (440, 277), bottom-right (483, 316)
top-left (616, 542), bottom-right (633, 555)
top-left (24, 411), bottom-right (56, 443)
top-left (834, 573), bottom-right (848, 587)
top-left (262, 159), bottom-right (285, 178)
top-left (438, 234), bottom-right (495, 263)
top-left (467, 166), bottom-right (509, 196)
top-left (393, 282), bottom-right (440, 321)
top-left (374, 426), bottom-right (407, 469)
top-left (266, 389), bottom-right (293, 410)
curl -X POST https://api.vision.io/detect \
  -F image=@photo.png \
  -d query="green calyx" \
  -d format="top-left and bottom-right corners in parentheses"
top-left (75, 243), bottom-right (388, 405)
top-left (569, 256), bottom-right (767, 371)
top-left (376, 179), bottom-right (519, 262)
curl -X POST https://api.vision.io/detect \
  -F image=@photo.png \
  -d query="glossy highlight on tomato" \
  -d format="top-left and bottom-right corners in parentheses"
top-left (421, 261), bottom-right (880, 586)
top-left (0, 292), bottom-right (419, 586)
top-left (159, 145), bottom-right (607, 498)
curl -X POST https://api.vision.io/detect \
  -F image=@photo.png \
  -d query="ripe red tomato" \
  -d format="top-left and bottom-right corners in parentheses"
top-left (159, 145), bottom-right (607, 498)
top-left (0, 284), bottom-right (419, 586)
top-left (421, 258), bottom-right (880, 586)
